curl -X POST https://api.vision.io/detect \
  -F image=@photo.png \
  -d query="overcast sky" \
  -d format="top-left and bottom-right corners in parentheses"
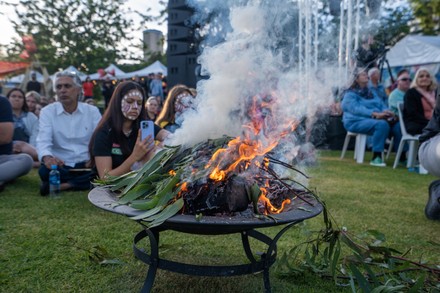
top-left (0, 0), bottom-right (167, 47)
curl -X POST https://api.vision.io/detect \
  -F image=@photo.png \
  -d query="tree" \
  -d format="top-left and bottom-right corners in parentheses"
top-left (408, 0), bottom-right (440, 34)
top-left (6, 0), bottom-right (143, 73)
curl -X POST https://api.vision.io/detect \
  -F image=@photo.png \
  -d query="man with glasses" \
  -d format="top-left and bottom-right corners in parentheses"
top-left (36, 71), bottom-right (102, 195)
top-left (388, 69), bottom-right (411, 116)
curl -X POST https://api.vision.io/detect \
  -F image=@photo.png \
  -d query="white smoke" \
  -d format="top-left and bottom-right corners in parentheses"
top-left (168, 0), bottom-right (338, 152)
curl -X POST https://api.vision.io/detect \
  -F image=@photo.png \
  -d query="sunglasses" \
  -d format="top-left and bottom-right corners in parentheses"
top-left (399, 78), bottom-right (411, 82)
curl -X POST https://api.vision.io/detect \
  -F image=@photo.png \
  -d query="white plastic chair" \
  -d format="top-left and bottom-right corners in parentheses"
top-left (393, 103), bottom-right (420, 169)
top-left (340, 132), bottom-right (393, 164)
top-left (340, 132), bottom-right (368, 163)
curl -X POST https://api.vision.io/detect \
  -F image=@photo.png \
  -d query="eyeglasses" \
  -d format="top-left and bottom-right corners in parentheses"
top-left (55, 83), bottom-right (74, 90)
top-left (399, 78), bottom-right (411, 82)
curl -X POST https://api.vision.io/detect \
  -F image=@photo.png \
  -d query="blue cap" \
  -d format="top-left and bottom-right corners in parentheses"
top-left (51, 165), bottom-right (57, 170)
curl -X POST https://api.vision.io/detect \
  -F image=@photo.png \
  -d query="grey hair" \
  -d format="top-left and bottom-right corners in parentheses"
top-left (368, 67), bottom-right (379, 78)
top-left (54, 70), bottom-right (84, 101)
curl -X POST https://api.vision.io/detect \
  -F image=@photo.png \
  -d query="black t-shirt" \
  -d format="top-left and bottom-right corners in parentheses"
top-left (0, 96), bottom-right (13, 155)
top-left (26, 80), bottom-right (41, 93)
top-left (92, 123), bottom-right (162, 170)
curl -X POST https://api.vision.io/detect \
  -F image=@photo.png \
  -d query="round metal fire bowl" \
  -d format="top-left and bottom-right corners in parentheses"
top-left (88, 187), bottom-right (323, 235)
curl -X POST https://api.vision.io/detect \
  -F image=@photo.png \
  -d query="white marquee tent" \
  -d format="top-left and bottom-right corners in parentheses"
top-left (8, 71), bottom-right (45, 84)
top-left (386, 35), bottom-right (440, 67)
top-left (121, 61), bottom-right (167, 79)
top-left (381, 35), bottom-right (440, 86)
top-left (50, 65), bottom-right (88, 81)
top-left (88, 64), bottom-right (126, 81)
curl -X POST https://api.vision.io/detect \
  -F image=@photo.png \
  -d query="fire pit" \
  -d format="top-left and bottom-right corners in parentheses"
top-left (88, 187), bottom-right (323, 292)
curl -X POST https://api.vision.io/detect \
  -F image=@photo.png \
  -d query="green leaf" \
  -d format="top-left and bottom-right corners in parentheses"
top-left (122, 148), bottom-right (171, 194)
top-left (407, 272), bottom-right (427, 293)
top-left (129, 206), bottom-right (163, 221)
top-left (99, 259), bottom-right (124, 266)
top-left (117, 183), bottom-right (152, 204)
top-left (129, 197), bottom-right (159, 210)
top-left (366, 230), bottom-right (386, 243)
top-left (330, 240), bottom-right (341, 282)
top-left (146, 197), bottom-right (184, 228)
top-left (348, 263), bottom-right (371, 292)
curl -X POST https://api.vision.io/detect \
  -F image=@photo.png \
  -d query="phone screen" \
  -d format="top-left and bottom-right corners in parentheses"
top-left (140, 120), bottom-right (155, 141)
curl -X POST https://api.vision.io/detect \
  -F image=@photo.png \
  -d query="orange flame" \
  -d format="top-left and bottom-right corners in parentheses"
top-left (206, 137), bottom-right (279, 181)
top-left (258, 187), bottom-right (291, 214)
top-left (176, 181), bottom-right (188, 199)
top-left (203, 92), bottom-right (299, 213)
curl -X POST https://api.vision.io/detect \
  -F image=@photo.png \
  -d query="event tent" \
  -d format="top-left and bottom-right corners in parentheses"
top-left (381, 35), bottom-right (440, 86)
top-left (0, 61), bottom-right (29, 78)
top-left (386, 35), bottom-right (440, 67)
top-left (88, 64), bottom-right (125, 80)
top-left (8, 70), bottom-right (45, 84)
top-left (121, 61), bottom-right (167, 79)
top-left (50, 65), bottom-right (88, 81)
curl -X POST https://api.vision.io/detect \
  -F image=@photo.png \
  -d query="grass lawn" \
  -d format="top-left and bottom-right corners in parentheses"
top-left (1, 150), bottom-right (439, 292)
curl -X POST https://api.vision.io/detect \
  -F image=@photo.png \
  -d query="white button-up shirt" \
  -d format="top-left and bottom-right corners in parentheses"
top-left (37, 102), bottom-right (102, 167)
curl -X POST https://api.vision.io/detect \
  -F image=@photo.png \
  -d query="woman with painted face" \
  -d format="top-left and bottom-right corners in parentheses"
top-left (156, 84), bottom-right (195, 133)
top-left (89, 81), bottom-right (169, 179)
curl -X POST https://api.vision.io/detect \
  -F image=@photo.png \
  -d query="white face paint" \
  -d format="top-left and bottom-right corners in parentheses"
top-left (121, 90), bottom-right (143, 120)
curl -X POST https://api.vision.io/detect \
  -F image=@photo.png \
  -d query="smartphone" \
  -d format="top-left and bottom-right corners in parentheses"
top-left (140, 120), bottom-right (155, 141)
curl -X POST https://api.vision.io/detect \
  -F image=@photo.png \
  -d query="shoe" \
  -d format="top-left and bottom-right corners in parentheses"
top-left (425, 180), bottom-right (440, 220)
top-left (40, 181), bottom-right (49, 196)
top-left (0, 181), bottom-right (5, 193)
top-left (370, 157), bottom-right (386, 167)
top-left (398, 160), bottom-right (407, 166)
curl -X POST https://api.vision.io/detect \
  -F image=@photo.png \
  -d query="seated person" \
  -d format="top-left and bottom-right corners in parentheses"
top-left (156, 84), bottom-right (195, 133)
top-left (36, 71), bottom-right (102, 195)
top-left (388, 69), bottom-right (411, 116)
top-left (145, 96), bottom-right (159, 122)
top-left (368, 67), bottom-right (388, 107)
top-left (7, 88), bottom-right (40, 167)
top-left (25, 90), bottom-right (41, 115)
top-left (0, 96), bottom-right (33, 192)
top-left (418, 96), bottom-right (440, 220)
top-left (403, 68), bottom-right (437, 135)
top-left (341, 68), bottom-right (402, 167)
top-left (89, 81), bottom-right (169, 179)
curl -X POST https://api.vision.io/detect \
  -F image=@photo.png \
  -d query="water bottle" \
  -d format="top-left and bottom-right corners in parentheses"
top-left (49, 165), bottom-right (60, 198)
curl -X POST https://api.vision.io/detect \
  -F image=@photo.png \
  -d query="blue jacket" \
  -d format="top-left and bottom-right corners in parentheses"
top-left (341, 87), bottom-right (388, 129)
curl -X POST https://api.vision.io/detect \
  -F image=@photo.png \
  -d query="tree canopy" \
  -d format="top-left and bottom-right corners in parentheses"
top-left (408, 0), bottom-right (440, 34)
top-left (6, 0), bottom-right (157, 73)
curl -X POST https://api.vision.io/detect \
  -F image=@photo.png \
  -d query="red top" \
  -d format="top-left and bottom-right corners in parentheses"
top-left (83, 81), bottom-right (94, 97)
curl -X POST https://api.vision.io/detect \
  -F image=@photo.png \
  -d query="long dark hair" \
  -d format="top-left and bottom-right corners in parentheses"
top-left (89, 81), bottom-right (146, 167)
top-left (7, 88), bottom-right (29, 113)
top-left (155, 84), bottom-right (191, 126)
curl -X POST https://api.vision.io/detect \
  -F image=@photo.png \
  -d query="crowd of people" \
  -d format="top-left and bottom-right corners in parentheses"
top-left (340, 64), bottom-right (439, 220)
top-left (341, 66), bottom-right (438, 167)
top-left (0, 70), bottom-right (196, 195)
top-left (1, 62), bottom-right (439, 221)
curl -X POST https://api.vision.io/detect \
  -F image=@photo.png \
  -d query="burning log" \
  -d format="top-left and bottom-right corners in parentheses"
top-left (93, 135), bottom-right (315, 228)
top-left (183, 175), bottom-right (252, 215)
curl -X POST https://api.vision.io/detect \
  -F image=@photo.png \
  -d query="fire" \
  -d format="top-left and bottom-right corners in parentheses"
top-left (258, 187), bottom-right (291, 214)
top-left (202, 93), bottom-right (300, 214)
top-left (206, 136), bottom-right (278, 181)
top-left (176, 181), bottom-right (189, 200)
